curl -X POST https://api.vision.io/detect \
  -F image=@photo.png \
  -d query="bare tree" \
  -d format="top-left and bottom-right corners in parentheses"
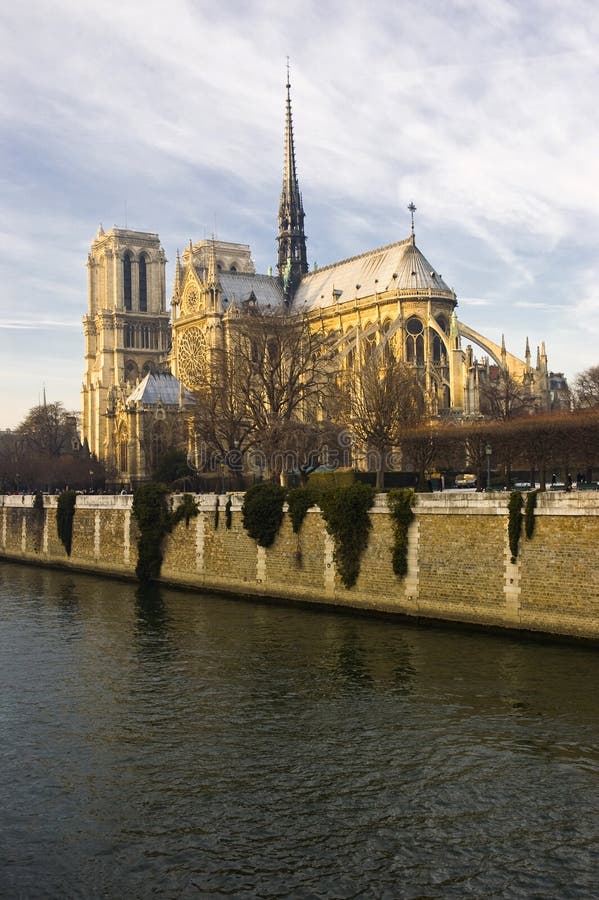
top-left (479, 369), bottom-right (536, 421)
top-left (191, 347), bottom-right (255, 481)
top-left (336, 354), bottom-right (425, 489)
top-left (239, 307), bottom-right (334, 432)
top-left (0, 401), bottom-right (106, 492)
top-left (191, 307), bottom-right (336, 479)
top-left (573, 365), bottom-right (599, 409)
top-left (16, 402), bottom-right (79, 457)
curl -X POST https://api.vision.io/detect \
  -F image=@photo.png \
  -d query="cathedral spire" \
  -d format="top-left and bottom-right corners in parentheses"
top-left (207, 235), bottom-right (218, 287)
top-left (277, 61), bottom-right (308, 302)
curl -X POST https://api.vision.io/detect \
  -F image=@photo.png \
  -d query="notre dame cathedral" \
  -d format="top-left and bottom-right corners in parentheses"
top-left (82, 75), bottom-right (552, 485)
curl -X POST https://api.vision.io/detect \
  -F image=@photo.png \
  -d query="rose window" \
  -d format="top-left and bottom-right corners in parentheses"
top-left (177, 327), bottom-right (207, 388)
top-left (184, 287), bottom-right (200, 314)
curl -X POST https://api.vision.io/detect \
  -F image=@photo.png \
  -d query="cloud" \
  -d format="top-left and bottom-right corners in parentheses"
top-left (460, 297), bottom-right (493, 307)
top-left (0, 320), bottom-right (80, 330)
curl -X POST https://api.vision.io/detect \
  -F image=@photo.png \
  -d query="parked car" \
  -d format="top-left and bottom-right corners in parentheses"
top-left (454, 473), bottom-right (477, 489)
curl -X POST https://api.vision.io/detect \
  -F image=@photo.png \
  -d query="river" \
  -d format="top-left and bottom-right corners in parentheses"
top-left (1, 562), bottom-right (598, 898)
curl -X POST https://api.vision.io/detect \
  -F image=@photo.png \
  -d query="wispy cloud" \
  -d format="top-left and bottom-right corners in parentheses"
top-left (460, 297), bottom-right (493, 307)
top-left (0, 320), bottom-right (80, 330)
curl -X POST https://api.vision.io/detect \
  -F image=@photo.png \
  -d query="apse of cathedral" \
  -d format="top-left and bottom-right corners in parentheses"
top-left (82, 73), bottom-right (551, 485)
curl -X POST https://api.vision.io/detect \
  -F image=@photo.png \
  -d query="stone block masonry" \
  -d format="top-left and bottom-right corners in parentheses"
top-left (2, 491), bottom-right (599, 642)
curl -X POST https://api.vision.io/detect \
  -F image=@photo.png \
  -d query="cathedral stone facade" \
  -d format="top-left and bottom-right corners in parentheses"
top-left (82, 76), bottom-right (551, 484)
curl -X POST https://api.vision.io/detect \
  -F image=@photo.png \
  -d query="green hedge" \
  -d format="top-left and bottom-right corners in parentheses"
top-left (307, 469), bottom-right (356, 491)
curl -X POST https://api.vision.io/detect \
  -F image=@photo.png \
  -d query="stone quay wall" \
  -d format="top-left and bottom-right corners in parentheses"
top-left (1, 491), bottom-right (599, 641)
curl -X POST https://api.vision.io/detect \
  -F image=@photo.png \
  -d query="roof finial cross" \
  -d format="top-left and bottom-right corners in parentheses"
top-left (408, 201), bottom-right (417, 235)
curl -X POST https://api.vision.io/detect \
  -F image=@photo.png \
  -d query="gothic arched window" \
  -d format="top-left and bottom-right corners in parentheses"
top-left (381, 318), bottom-right (394, 364)
top-left (151, 421), bottom-right (165, 470)
top-left (125, 360), bottom-right (138, 383)
top-left (363, 327), bottom-right (376, 363)
top-left (139, 254), bottom-right (147, 312)
top-left (123, 252), bottom-right (132, 310)
top-left (405, 317), bottom-right (424, 365)
top-left (346, 346), bottom-right (355, 372)
top-left (119, 438), bottom-right (128, 472)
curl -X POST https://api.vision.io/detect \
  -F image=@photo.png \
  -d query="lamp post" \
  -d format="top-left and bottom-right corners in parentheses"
top-left (89, 469), bottom-right (94, 494)
top-left (485, 444), bottom-right (492, 492)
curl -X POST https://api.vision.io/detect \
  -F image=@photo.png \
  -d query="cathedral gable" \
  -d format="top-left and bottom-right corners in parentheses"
top-left (180, 270), bottom-right (204, 317)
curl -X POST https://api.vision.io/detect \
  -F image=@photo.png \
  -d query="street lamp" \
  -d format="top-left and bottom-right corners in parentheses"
top-left (485, 444), bottom-right (492, 492)
top-left (89, 470), bottom-right (94, 493)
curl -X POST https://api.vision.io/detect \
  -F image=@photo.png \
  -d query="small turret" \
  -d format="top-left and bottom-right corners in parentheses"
top-left (206, 237), bottom-right (218, 288)
top-left (202, 237), bottom-right (222, 313)
top-left (173, 249), bottom-right (182, 302)
top-left (450, 311), bottom-right (461, 350)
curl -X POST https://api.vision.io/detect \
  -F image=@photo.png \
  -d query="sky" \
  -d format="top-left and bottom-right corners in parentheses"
top-left (2, 0), bottom-right (599, 428)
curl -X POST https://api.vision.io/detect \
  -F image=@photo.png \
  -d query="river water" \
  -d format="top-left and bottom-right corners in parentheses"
top-left (1, 562), bottom-right (598, 898)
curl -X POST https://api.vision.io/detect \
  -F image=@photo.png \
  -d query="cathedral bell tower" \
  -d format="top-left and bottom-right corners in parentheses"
top-left (82, 227), bottom-right (169, 460)
top-left (277, 66), bottom-right (308, 303)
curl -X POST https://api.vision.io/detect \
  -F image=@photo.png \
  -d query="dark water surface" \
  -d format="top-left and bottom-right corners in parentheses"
top-left (1, 562), bottom-right (598, 898)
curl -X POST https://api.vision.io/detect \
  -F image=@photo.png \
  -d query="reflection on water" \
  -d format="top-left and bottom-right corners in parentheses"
top-left (1, 561), bottom-right (598, 898)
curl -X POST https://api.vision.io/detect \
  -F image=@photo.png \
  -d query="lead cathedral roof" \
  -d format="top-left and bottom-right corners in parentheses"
top-left (292, 236), bottom-right (453, 311)
top-left (219, 272), bottom-right (285, 309)
top-left (126, 371), bottom-right (194, 407)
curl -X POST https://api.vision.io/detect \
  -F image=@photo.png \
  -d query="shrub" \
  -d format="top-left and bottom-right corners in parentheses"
top-left (242, 482), bottom-right (286, 548)
top-left (319, 483), bottom-right (375, 588)
top-left (132, 483), bottom-right (172, 582)
top-left (287, 487), bottom-right (320, 533)
top-left (56, 489), bottom-right (77, 556)
top-left (172, 493), bottom-right (199, 529)
top-left (32, 490), bottom-right (45, 552)
top-left (387, 488), bottom-right (415, 578)
top-left (132, 485), bottom-right (198, 582)
top-left (524, 488), bottom-right (540, 540)
top-left (508, 490), bottom-right (524, 563)
top-left (225, 497), bottom-right (232, 530)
